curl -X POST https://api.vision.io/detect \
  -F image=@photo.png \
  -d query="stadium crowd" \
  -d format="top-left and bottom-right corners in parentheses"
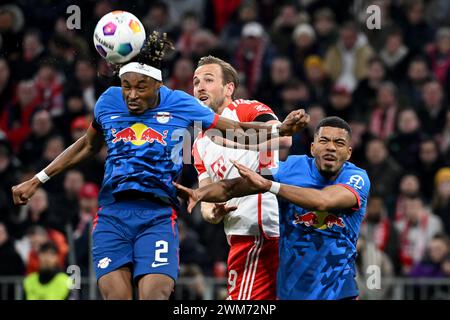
top-left (1, 0), bottom-right (450, 299)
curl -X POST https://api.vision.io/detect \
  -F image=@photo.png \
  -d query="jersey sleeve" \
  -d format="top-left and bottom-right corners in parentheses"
top-left (235, 101), bottom-right (278, 122)
top-left (192, 138), bottom-right (210, 181)
top-left (270, 158), bottom-right (287, 183)
top-left (336, 168), bottom-right (371, 211)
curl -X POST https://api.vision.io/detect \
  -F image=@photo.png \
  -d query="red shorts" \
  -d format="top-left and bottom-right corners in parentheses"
top-left (227, 235), bottom-right (278, 300)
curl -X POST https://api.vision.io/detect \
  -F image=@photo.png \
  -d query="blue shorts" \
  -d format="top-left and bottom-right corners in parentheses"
top-left (92, 199), bottom-right (179, 282)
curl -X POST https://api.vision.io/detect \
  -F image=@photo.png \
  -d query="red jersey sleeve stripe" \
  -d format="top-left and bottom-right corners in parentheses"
top-left (206, 114), bottom-right (220, 130)
top-left (337, 183), bottom-right (361, 211)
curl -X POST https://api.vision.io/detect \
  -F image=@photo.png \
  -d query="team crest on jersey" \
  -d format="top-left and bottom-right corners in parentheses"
top-left (154, 112), bottom-right (172, 124)
top-left (97, 257), bottom-right (111, 269)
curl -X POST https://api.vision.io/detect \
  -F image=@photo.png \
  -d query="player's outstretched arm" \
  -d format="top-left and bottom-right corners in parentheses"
top-left (173, 177), bottom-right (258, 214)
top-left (12, 126), bottom-right (104, 205)
top-left (232, 161), bottom-right (358, 211)
top-left (209, 119), bottom-right (292, 151)
top-left (212, 109), bottom-right (310, 145)
top-left (198, 178), bottom-right (237, 224)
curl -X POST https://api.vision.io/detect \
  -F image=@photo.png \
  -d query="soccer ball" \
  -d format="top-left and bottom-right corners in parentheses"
top-left (93, 11), bottom-right (146, 64)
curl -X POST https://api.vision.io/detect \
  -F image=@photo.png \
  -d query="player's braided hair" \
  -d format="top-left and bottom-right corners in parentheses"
top-left (113, 31), bottom-right (174, 76)
top-left (133, 30), bottom-right (174, 68)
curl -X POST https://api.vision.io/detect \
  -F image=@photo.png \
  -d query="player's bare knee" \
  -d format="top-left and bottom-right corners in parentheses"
top-left (102, 290), bottom-right (132, 300)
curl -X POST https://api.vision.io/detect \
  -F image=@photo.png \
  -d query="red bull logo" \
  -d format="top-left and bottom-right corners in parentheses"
top-left (294, 211), bottom-right (345, 229)
top-left (111, 123), bottom-right (168, 146)
top-left (294, 212), bottom-right (318, 227)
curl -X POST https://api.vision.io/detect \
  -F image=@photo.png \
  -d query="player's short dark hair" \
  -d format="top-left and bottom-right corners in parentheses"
top-left (314, 116), bottom-right (352, 138)
top-left (197, 55), bottom-right (239, 98)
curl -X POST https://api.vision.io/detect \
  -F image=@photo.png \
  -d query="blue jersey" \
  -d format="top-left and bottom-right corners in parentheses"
top-left (93, 86), bottom-right (218, 208)
top-left (271, 155), bottom-right (370, 300)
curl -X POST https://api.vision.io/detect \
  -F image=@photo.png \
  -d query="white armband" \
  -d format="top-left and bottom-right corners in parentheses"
top-left (269, 181), bottom-right (281, 195)
top-left (35, 170), bottom-right (50, 183)
top-left (271, 123), bottom-right (280, 136)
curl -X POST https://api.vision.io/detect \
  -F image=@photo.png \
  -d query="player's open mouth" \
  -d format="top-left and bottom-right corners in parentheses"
top-left (198, 95), bottom-right (209, 102)
top-left (323, 154), bottom-right (337, 161)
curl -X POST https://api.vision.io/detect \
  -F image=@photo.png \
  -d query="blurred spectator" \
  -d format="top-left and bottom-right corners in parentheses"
top-left (426, 27), bottom-right (450, 87)
top-left (0, 221), bottom-right (25, 299)
top-left (388, 108), bottom-right (422, 170)
top-left (73, 183), bottom-right (99, 277)
top-left (18, 109), bottom-right (56, 167)
top-left (353, 57), bottom-right (386, 120)
top-left (255, 56), bottom-right (292, 110)
top-left (289, 23), bottom-right (318, 79)
top-left (34, 135), bottom-right (66, 195)
top-left (176, 12), bottom-right (202, 58)
top-left (304, 55), bottom-right (332, 107)
top-left (54, 93), bottom-right (88, 144)
top-left (164, 0), bottom-right (206, 27)
top-left (424, 0), bottom-right (450, 28)
top-left (0, 80), bottom-right (42, 152)
top-left (394, 174), bottom-right (422, 221)
top-left (233, 22), bottom-right (277, 96)
top-left (409, 234), bottom-right (450, 299)
top-left (312, 8), bottom-right (337, 56)
top-left (204, 0), bottom-right (242, 34)
top-left (49, 170), bottom-right (84, 233)
top-left (15, 221), bottom-right (68, 276)
top-left (364, 139), bottom-right (402, 202)
top-left (324, 21), bottom-right (374, 92)
top-left (379, 28), bottom-right (411, 83)
top-left (279, 79), bottom-right (311, 118)
top-left (0, 221), bottom-right (25, 275)
top-left (64, 59), bottom-right (99, 112)
top-left (0, 139), bottom-right (19, 224)
top-left (325, 85), bottom-right (355, 121)
top-left (33, 60), bottom-right (64, 117)
top-left (417, 80), bottom-right (446, 138)
top-left (432, 168), bottom-right (450, 235)
top-left (166, 57), bottom-right (194, 95)
top-left (439, 109), bottom-right (450, 158)
top-left (401, 0), bottom-right (435, 55)
top-left (348, 118), bottom-right (374, 166)
top-left (399, 56), bottom-right (432, 109)
top-left (178, 219), bottom-right (208, 271)
top-left (190, 29), bottom-right (227, 63)
top-left (0, 4), bottom-right (24, 57)
top-left (369, 82), bottom-right (399, 141)
top-left (0, 57), bottom-right (14, 115)
top-left (417, 138), bottom-right (446, 202)
top-left (23, 241), bottom-right (70, 300)
top-left (396, 193), bottom-right (443, 274)
top-left (269, 4), bottom-right (301, 55)
top-left (177, 264), bottom-right (207, 300)
top-left (142, 1), bottom-right (176, 38)
top-left (361, 195), bottom-right (401, 275)
top-left (10, 28), bottom-right (45, 81)
top-left (219, 2), bottom-right (259, 56)
top-left (355, 234), bottom-right (394, 300)
top-left (410, 234), bottom-right (450, 278)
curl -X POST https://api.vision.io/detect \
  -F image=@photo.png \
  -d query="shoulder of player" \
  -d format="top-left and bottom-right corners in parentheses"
top-left (94, 86), bottom-right (123, 114)
top-left (230, 99), bottom-right (271, 111)
top-left (342, 161), bottom-right (370, 179)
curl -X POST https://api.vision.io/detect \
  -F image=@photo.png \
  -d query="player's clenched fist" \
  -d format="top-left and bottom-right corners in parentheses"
top-left (11, 177), bottom-right (41, 205)
top-left (279, 109), bottom-right (310, 136)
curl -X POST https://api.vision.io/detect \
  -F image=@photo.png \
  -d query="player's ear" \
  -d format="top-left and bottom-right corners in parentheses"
top-left (310, 142), bottom-right (316, 156)
top-left (225, 82), bottom-right (234, 99)
top-left (346, 146), bottom-right (352, 161)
